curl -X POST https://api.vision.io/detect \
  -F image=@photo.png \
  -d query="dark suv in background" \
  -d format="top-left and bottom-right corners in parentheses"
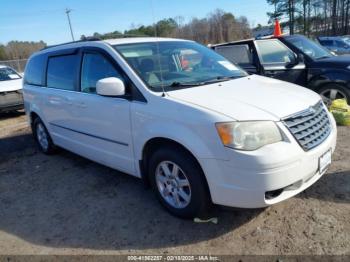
top-left (212, 34), bottom-right (350, 104)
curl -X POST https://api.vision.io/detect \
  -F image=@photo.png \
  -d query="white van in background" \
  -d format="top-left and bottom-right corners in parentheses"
top-left (0, 65), bottom-right (23, 112)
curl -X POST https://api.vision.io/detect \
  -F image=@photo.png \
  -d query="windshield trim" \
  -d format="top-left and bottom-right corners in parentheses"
top-left (112, 41), bottom-right (247, 93)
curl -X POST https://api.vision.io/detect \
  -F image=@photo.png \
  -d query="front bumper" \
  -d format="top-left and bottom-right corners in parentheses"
top-left (0, 91), bottom-right (24, 112)
top-left (200, 115), bottom-right (337, 208)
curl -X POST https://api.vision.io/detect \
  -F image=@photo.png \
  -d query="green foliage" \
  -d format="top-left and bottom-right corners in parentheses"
top-left (0, 45), bottom-right (7, 60)
top-left (0, 41), bottom-right (46, 61)
top-left (266, 0), bottom-right (350, 36)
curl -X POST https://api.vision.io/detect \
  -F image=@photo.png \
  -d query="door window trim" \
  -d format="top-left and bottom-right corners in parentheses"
top-left (43, 46), bottom-right (146, 102)
top-left (45, 48), bottom-right (80, 92)
top-left (254, 39), bottom-right (297, 66)
top-left (78, 47), bottom-right (147, 102)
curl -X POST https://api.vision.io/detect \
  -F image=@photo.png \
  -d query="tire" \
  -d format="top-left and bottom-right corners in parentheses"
top-left (318, 84), bottom-right (350, 106)
top-left (32, 118), bottom-right (56, 154)
top-left (148, 146), bottom-right (211, 219)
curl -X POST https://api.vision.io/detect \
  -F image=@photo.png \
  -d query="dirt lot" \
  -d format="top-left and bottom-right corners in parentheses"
top-left (0, 111), bottom-right (349, 255)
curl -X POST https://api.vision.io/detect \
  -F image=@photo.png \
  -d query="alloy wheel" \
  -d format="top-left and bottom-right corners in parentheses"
top-left (155, 161), bottom-right (192, 209)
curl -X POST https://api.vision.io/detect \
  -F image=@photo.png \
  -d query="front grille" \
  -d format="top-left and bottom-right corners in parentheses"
top-left (283, 101), bottom-right (331, 151)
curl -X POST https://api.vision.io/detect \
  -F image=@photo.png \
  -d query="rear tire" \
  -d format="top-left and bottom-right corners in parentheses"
top-left (32, 118), bottom-right (56, 154)
top-left (148, 146), bottom-right (211, 219)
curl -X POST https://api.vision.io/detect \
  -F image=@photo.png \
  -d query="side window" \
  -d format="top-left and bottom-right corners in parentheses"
top-left (256, 40), bottom-right (295, 64)
top-left (81, 53), bottom-right (123, 94)
top-left (24, 55), bottom-right (46, 86)
top-left (215, 45), bottom-right (252, 65)
top-left (47, 54), bottom-right (79, 91)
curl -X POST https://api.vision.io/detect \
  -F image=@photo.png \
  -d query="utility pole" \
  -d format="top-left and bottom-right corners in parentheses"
top-left (65, 8), bottom-right (75, 41)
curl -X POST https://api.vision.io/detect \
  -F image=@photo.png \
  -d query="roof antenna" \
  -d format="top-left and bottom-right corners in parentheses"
top-left (150, 0), bottom-right (166, 97)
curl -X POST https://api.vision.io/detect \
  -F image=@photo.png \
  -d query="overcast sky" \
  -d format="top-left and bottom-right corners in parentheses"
top-left (0, 0), bottom-right (273, 45)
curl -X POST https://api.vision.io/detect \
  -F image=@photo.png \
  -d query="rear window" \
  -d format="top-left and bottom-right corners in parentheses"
top-left (215, 45), bottom-right (252, 64)
top-left (47, 54), bottom-right (79, 91)
top-left (24, 55), bottom-right (46, 86)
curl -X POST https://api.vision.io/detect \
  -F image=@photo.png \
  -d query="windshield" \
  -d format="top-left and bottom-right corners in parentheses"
top-left (342, 36), bottom-right (350, 44)
top-left (284, 35), bottom-right (333, 60)
top-left (114, 41), bottom-right (247, 92)
top-left (0, 67), bottom-right (21, 81)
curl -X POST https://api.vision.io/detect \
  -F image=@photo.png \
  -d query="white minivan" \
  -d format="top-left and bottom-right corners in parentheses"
top-left (23, 37), bottom-right (337, 218)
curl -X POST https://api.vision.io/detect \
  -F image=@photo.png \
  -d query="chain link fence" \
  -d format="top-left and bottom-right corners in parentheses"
top-left (0, 59), bottom-right (28, 73)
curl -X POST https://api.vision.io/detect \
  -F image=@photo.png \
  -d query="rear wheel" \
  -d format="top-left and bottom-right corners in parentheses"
top-left (148, 146), bottom-right (211, 219)
top-left (32, 118), bottom-right (56, 154)
top-left (319, 84), bottom-right (350, 107)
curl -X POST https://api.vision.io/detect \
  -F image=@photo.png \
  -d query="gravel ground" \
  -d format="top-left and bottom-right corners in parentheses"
top-left (0, 111), bottom-right (349, 255)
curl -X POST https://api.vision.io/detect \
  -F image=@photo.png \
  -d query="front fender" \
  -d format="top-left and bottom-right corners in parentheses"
top-left (132, 119), bottom-right (227, 162)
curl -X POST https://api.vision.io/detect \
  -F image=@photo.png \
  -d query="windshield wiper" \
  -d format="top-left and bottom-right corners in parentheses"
top-left (166, 81), bottom-right (202, 88)
top-left (199, 75), bottom-right (241, 85)
top-left (163, 76), bottom-right (241, 89)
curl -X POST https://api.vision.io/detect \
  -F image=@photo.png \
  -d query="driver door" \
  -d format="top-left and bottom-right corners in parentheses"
top-left (61, 49), bottom-right (135, 174)
top-left (255, 39), bottom-right (307, 86)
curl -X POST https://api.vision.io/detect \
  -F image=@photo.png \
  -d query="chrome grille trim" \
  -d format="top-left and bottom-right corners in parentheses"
top-left (283, 101), bottom-right (331, 151)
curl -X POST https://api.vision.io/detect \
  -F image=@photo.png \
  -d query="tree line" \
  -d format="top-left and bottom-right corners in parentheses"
top-left (0, 41), bottom-right (46, 61)
top-left (82, 9), bottom-right (252, 45)
top-left (267, 0), bottom-right (350, 36)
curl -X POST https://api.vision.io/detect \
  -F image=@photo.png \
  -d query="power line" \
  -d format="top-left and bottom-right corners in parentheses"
top-left (65, 8), bottom-right (75, 41)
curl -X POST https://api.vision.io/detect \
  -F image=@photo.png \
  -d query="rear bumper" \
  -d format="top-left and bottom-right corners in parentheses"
top-left (0, 91), bottom-right (24, 112)
top-left (199, 115), bottom-right (337, 208)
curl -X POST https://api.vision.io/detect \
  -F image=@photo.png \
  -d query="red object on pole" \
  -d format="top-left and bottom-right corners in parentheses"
top-left (273, 19), bottom-right (282, 37)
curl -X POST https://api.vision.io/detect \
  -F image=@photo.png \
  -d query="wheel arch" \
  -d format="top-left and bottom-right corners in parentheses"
top-left (29, 111), bottom-right (40, 126)
top-left (139, 137), bottom-right (212, 201)
top-left (308, 71), bottom-right (350, 93)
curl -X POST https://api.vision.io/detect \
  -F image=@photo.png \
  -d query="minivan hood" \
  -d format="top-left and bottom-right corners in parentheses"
top-left (0, 79), bottom-right (22, 92)
top-left (168, 75), bottom-right (321, 121)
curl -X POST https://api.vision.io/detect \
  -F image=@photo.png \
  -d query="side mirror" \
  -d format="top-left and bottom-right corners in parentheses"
top-left (96, 77), bottom-right (125, 97)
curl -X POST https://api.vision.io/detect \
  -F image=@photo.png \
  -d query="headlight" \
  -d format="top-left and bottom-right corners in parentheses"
top-left (347, 65), bottom-right (350, 70)
top-left (215, 121), bottom-right (283, 151)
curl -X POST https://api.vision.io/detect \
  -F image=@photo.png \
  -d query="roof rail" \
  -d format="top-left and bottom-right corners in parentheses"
top-left (41, 37), bottom-right (102, 50)
top-left (40, 34), bottom-right (151, 51)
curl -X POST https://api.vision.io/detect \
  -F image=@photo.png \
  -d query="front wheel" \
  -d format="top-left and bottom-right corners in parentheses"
top-left (148, 146), bottom-right (211, 219)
